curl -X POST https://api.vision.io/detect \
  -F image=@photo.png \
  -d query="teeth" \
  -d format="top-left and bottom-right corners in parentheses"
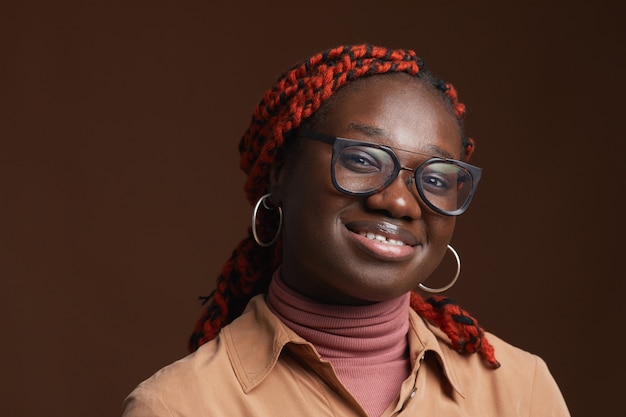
top-left (359, 231), bottom-right (405, 246)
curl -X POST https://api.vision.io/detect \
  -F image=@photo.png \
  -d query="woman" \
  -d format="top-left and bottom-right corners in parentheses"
top-left (123, 44), bottom-right (570, 416)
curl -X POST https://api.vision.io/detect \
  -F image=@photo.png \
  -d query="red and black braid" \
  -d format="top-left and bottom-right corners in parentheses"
top-left (189, 44), bottom-right (497, 368)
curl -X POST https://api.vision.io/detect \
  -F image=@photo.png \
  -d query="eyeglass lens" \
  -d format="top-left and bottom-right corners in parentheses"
top-left (333, 144), bottom-right (474, 214)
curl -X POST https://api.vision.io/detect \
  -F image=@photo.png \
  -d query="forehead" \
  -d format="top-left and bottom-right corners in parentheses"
top-left (317, 74), bottom-right (463, 159)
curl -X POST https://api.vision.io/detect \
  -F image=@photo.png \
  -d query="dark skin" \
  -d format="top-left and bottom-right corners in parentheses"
top-left (270, 74), bottom-right (463, 306)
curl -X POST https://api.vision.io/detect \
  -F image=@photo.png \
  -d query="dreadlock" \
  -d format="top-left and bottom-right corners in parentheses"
top-left (189, 44), bottom-right (499, 369)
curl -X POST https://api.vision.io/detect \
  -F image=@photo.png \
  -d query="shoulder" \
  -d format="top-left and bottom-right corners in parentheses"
top-left (435, 326), bottom-right (546, 383)
top-left (486, 332), bottom-right (569, 409)
top-left (436, 327), bottom-right (570, 416)
top-left (409, 308), bottom-right (569, 416)
top-left (122, 296), bottom-right (295, 417)
top-left (122, 339), bottom-right (228, 417)
top-left (423, 321), bottom-right (543, 384)
top-left (135, 338), bottom-right (223, 389)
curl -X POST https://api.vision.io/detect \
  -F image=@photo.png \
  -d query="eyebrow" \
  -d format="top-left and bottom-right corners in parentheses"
top-left (346, 122), bottom-right (386, 138)
top-left (345, 122), bottom-right (454, 159)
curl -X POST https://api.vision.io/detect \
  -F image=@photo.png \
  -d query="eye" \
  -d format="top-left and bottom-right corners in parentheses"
top-left (421, 174), bottom-right (454, 192)
top-left (338, 146), bottom-right (388, 173)
top-left (419, 162), bottom-right (463, 195)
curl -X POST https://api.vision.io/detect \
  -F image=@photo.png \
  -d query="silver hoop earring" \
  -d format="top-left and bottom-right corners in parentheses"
top-left (252, 193), bottom-right (282, 247)
top-left (418, 245), bottom-right (461, 293)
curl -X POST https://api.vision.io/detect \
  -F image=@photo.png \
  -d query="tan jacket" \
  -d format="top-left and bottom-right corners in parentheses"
top-left (123, 295), bottom-right (570, 417)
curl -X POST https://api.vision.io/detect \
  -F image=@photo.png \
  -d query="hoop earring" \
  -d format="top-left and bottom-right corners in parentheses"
top-left (252, 193), bottom-right (282, 247)
top-left (418, 245), bottom-right (460, 293)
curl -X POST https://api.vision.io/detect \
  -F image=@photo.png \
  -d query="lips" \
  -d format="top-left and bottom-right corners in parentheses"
top-left (345, 220), bottom-right (420, 247)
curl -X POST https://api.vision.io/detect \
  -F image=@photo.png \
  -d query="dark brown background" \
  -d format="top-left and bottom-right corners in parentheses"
top-left (2, 1), bottom-right (624, 416)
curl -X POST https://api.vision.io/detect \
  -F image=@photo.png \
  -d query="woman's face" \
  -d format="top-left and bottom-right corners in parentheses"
top-left (272, 74), bottom-right (463, 305)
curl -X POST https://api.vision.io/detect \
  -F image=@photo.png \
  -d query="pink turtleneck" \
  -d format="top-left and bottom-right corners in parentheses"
top-left (266, 271), bottom-right (411, 417)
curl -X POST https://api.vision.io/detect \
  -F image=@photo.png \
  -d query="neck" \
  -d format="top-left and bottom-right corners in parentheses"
top-left (266, 270), bottom-right (411, 417)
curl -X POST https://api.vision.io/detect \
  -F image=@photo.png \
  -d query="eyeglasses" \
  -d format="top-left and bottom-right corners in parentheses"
top-left (300, 130), bottom-right (482, 216)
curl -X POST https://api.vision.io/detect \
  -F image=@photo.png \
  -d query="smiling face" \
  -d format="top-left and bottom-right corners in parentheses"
top-left (271, 73), bottom-right (463, 305)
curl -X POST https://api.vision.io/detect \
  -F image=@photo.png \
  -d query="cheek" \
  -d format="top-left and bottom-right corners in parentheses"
top-left (279, 145), bottom-right (336, 207)
top-left (281, 183), bottom-right (344, 238)
top-left (278, 161), bottom-right (337, 235)
top-left (425, 214), bottom-right (457, 242)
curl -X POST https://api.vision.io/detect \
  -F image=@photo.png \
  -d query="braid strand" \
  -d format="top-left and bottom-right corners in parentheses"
top-left (410, 292), bottom-right (500, 368)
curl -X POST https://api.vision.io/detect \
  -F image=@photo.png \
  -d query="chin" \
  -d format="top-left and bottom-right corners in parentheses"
top-left (337, 279), bottom-right (413, 305)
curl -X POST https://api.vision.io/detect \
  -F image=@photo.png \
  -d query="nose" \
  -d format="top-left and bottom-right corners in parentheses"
top-left (365, 170), bottom-right (422, 220)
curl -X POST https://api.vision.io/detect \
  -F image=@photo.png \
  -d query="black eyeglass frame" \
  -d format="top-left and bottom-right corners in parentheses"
top-left (300, 129), bottom-right (483, 216)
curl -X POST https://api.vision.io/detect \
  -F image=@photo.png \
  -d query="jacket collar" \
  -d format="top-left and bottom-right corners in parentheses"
top-left (406, 308), bottom-right (466, 398)
top-left (222, 294), bottom-right (465, 397)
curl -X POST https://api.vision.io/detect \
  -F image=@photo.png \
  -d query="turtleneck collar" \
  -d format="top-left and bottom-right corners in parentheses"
top-left (266, 270), bottom-right (410, 360)
top-left (266, 269), bottom-right (411, 417)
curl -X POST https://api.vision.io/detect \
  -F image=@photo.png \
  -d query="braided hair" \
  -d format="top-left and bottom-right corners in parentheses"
top-left (189, 44), bottom-right (499, 369)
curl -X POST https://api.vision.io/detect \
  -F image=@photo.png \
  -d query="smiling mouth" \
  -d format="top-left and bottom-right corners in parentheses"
top-left (345, 221), bottom-right (419, 247)
top-left (358, 231), bottom-right (406, 246)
